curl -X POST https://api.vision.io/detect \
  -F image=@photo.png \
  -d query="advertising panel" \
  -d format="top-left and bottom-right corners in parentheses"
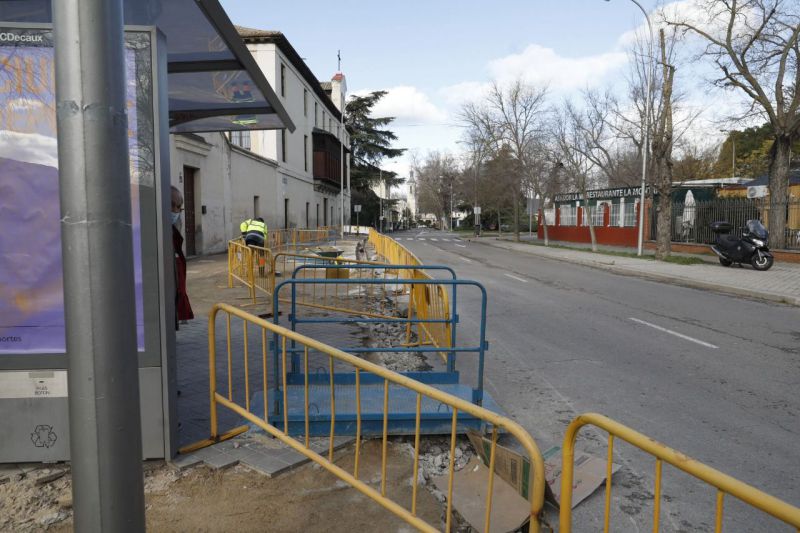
top-left (0, 27), bottom-right (151, 354)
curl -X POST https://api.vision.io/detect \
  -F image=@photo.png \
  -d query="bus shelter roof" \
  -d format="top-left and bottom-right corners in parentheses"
top-left (0, 0), bottom-right (295, 133)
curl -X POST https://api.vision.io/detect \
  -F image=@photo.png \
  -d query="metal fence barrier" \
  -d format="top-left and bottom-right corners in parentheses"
top-left (197, 303), bottom-right (547, 533)
top-left (651, 198), bottom-right (800, 250)
top-left (368, 230), bottom-right (454, 355)
top-left (560, 413), bottom-right (800, 532)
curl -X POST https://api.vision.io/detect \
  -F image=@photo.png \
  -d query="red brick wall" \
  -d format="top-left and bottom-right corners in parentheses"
top-left (538, 204), bottom-right (640, 247)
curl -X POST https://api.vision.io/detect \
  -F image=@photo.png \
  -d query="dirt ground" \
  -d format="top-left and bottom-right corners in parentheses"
top-left (0, 242), bottom-right (487, 532)
top-left (1, 440), bottom-right (457, 532)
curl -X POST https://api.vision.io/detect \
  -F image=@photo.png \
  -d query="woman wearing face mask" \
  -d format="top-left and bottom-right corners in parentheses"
top-left (171, 186), bottom-right (194, 329)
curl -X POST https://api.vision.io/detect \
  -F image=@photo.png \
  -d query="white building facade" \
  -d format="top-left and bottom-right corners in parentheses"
top-left (169, 27), bottom-right (350, 256)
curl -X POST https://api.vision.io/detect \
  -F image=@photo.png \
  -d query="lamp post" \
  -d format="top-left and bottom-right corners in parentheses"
top-left (607, 0), bottom-right (653, 256)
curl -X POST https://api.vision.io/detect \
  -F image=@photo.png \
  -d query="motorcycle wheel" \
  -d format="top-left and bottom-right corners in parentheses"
top-left (718, 257), bottom-right (732, 267)
top-left (751, 253), bottom-right (773, 271)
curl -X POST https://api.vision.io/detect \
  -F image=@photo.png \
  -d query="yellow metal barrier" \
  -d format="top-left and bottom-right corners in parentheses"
top-left (368, 230), bottom-right (452, 356)
top-left (201, 303), bottom-right (546, 533)
top-left (227, 239), bottom-right (255, 300)
top-left (560, 413), bottom-right (800, 532)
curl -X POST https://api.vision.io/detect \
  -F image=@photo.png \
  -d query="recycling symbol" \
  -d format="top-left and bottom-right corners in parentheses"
top-left (31, 425), bottom-right (57, 448)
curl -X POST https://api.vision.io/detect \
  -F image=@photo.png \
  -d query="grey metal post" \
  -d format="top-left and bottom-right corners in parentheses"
top-left (53, 0), bottom-right (146, 531)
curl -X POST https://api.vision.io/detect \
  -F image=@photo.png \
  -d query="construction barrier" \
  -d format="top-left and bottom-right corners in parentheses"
top-left (227, 226), bottom-right (341, 299)
top-left (368, 230), bottom-right (453, 356)
top-left (192, 303), bottom-right (547, 533)
top-left (560, 413), bottom-right (800, 532)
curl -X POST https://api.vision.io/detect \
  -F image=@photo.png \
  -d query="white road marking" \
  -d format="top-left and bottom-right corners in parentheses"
top-left (442, 238), bottom-right (450, 242)
top-left (504, 273), bottom-right (528, 283)
top-left (459, 256), bottom-right (473, 263)
top-left (430, 238), bottom-right (439, 241)
top-left (629, 318), bottom-right (719, 349)
top-left (455, 243), bottom-right (467, 248)
top-left (418, 238), bottom-right (425, 241)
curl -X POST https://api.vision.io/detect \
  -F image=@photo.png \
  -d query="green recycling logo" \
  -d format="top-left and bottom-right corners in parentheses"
top-left (31, 425), bottom-right (57, 448)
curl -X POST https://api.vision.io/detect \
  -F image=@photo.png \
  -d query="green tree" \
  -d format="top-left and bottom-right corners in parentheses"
top-left (345, 90), bottom-right (405, 190)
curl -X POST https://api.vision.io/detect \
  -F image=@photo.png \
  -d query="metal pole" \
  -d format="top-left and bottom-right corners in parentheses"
top-left (340, 112), bottom-right (345, 238)
top-left (732, 134), bottom-right (736, 178)
top-left (629, 0), bottom-right (653, 257)
top-left (53, 0), bottom-right (145, 531)
top-left (379, 169), bottom-right (383, 233)
top-left (449, 182), bottom-right (454, 231)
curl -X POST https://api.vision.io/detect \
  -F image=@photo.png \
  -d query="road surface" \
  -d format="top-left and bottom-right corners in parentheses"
top-left (391, 228), bottom-right (799, 532)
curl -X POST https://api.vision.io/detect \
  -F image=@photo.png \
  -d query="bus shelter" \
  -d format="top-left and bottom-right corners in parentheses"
top-left (0, 0), bottom-right (294, 463)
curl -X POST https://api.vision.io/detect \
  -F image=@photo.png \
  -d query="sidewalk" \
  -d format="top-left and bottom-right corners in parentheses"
top-left (476, 236), bottom-right (800, 306)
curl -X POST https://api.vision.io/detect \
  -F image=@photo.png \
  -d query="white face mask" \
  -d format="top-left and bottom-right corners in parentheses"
top-left (171, 212), bottom-right (181, 226)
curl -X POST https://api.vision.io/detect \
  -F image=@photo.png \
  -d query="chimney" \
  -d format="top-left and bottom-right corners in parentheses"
top-left (330, 72), bottom-right (347, 113)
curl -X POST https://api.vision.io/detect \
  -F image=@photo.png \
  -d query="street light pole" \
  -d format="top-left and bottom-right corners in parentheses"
top-left (608, 0), bottom-right (653, 256)
top-left (449, 181), bottom-right (454, 231)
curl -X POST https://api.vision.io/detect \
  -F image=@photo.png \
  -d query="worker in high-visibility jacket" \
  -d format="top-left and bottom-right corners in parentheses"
top-left (244, 217), bottom-right (267, 247)
top-left (239, 218), bottom-right (252, 238)
top-left (244, 217), bottom-right (268, 277)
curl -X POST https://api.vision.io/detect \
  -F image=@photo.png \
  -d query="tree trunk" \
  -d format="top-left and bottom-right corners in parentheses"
top-left (655, 195), bottom-right (672, 259)
top-left (653, 28), bottom-right (675, 260)
top-left (767, 135), bottom-right (791, 249)
top-left (513, 193), bottom-right (521, 242)
top-left (541, 208), bottom-right (550, 246)
top-left (586, 206), bottom-right (598, 252)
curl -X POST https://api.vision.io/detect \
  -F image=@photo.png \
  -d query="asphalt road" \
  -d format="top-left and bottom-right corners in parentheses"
top-left (392, 228), bottom-right (799, 532)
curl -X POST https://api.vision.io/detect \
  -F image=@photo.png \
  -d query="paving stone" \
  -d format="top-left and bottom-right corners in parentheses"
top-left (168, 453), bottom-right (203, 471)
top-left (203, 452), bottom-right (240, 470)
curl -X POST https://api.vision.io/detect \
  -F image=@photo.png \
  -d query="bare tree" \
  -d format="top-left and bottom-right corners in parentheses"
top-left (413, 151), bottom-right (460, 229)
top-left (460, 79), bottom-right (549, 241)
top-left (553, 102), bottom-right (602, 251)
top-left (652, 28), bottom-right (677, 260)
top-left (667, 0), bottom-right (800, 247)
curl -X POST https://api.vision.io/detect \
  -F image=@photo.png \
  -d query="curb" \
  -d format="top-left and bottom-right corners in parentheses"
top-left (474, 239), bottom-right (800, 307)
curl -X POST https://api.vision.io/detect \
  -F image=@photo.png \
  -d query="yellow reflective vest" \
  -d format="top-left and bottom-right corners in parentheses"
top-left (245, 219), bottom-right (267, 236)
top-left (240, 219), bottom-right (252, 234)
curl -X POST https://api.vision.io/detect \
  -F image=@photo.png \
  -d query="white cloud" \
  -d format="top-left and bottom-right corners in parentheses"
top-left (0, 131), bottom-right (58, 168)
top-left (353, 85), bottom-right (448, 125)
top-left (487, 44), bottom-right (628, 92)
top-left (439, 81), bottom-right (491, 107)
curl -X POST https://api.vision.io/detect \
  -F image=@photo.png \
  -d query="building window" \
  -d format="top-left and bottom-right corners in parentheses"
top-left (253, 196), bottom-right (260, 217)
top-left (280, 63), bottom-right (286, 97)
top-left (281, 129), bottom-right (287, 162)
top-left (322, 111), bottom-right (326, 130)
top-left (316, 204), bottom-right (320, 227)
top-left (610, 202), bottom-right (621, 227)
top-left (303, 135), bottom-right (308, 171)
top-left (284, 198), bottom-right (290, 229)
top-left (624, 200), bottom-right (638, 227)
top-left (230, 130), bottom-right (251, 151)
top-left (314, 102), bottom-right (318, 127)
top-left (304, 89), bottom-right (308, 116)
top-left (592, 204), bottom-right (605, 226)
top-left (559, 205), bottom-right (576, 226)
top-left (306, 202), bottom-right (310, 228)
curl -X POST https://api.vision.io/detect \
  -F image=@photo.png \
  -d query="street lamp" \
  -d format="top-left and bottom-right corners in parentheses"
top-left (607, 0), bottom-right (653, 256)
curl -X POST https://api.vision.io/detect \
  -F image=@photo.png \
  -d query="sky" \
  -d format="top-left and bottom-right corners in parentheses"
top-left (221, 0), bottom-right (743, 190)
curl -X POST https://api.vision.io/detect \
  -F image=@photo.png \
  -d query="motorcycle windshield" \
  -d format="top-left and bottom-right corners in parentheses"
top-left (746, 220), bottom-right (769, 240)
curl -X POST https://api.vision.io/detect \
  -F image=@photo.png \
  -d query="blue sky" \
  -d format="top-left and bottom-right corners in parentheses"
top-left (222, 1), bottom-right (734, 182)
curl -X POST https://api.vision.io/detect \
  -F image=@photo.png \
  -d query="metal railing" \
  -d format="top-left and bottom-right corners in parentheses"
top-left (199, 303), bottom-right (547, 533)
top-left (560, 413), bottom-right (800, 532)
top-left (651, 198), bottom-right (800, 249)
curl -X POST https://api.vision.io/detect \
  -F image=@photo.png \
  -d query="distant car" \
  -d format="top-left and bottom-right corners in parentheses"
top-left (500, 224), bottom-right (510, 231)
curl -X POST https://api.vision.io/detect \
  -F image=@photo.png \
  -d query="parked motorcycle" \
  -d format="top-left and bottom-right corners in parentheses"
top-left (710, 220), bottom-right (774, 271)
